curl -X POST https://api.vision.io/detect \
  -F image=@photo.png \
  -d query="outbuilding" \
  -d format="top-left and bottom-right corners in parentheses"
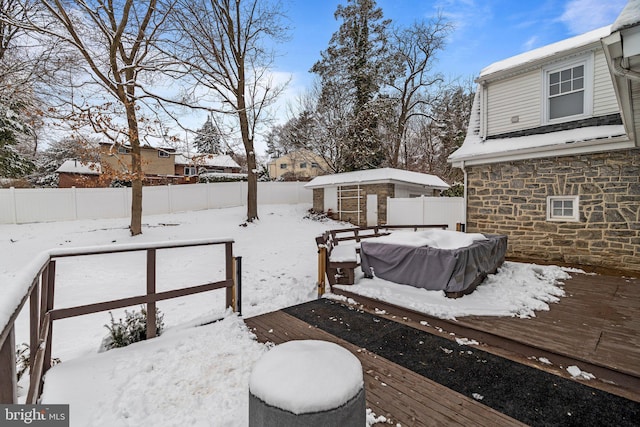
top-left (305, 168), bottom-right (449, 227)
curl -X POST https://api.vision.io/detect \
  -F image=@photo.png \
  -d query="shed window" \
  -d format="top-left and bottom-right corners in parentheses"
top-left (300, 162), bottom-right (307, 169)
top-left (547, 196), bottom-right (579, 222)
top-left (280, 163), bottom-right (288, 169)
top-left (158, 151), bottom-right (170, 158)
top-left (184, 166), bottom-right (197, 176)
top-left (117, 146), bottom-right (130, 154)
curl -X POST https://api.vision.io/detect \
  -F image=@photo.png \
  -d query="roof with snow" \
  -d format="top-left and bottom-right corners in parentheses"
top-left (448, 89), bottom-right (628, 164)
top-left (304, 168), bottom-right (449, 189)
top-left (56, 160), bottom-right (102, 175)
top-left (174, 154), bottom-right (240, 169)
top-left (479, 26), bottom-right (611, 79)
top-left (612, 0), bottom-right (640, 32)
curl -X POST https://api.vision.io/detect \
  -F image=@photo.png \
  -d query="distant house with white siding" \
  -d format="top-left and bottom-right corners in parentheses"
top-left (449, 3), bottom-right (640, 273)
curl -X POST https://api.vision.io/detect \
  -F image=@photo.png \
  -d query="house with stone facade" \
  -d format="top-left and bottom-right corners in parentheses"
top-left (449, 5), bottom-right (640, 273)
top-left (306, 168), bottom-right (449, 227)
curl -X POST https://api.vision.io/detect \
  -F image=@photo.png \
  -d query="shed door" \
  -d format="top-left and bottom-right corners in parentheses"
top-left (324, 187), bottom-right (337, 213)
top-left (366, 194), bottom-right (378, 226)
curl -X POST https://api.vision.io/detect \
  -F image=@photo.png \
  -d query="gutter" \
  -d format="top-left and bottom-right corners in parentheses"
top-left (612, 57), bottom-right (640, 81)
top-left (462, 160), bottom-right (468, 230)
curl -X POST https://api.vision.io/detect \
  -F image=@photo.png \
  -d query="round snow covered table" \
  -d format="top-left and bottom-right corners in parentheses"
top-left (249, 340), bottom-right (365, 427)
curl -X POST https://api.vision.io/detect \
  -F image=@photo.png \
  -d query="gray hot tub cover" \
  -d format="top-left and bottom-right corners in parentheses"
top-left (360, 234), bottom-right (508, 293)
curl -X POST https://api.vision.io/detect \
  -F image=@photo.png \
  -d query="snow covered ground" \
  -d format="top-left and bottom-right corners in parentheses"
top-left (0, 204), bottom-right (578, 426)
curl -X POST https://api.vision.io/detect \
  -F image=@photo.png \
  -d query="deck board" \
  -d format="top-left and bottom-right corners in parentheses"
top-left (454, 273), bottom-right (640, 378)
top-left (245, 311), bottom-right (525, 427)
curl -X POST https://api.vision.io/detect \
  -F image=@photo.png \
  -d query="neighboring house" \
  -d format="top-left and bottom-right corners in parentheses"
top-left (268, 150), bottom-right (329, 180)
top-left (306, 168), bottom-right (449, 227)
top-left (56, 159), bottom-right (102, 188)
top-left (98, 142), bottom-right (177, 184)
top-left (174, 154), bottom-right (242, 176)
top-left (449, 5), bottom-right (640, 272)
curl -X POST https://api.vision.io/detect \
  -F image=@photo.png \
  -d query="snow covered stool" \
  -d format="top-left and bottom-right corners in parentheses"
top-left (249, 340), bottom-right (365, 427)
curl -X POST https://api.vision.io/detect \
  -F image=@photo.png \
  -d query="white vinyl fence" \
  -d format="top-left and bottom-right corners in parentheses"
top-left (387, 197), bottom-right (465, 231)
top-left (0, 182), bottom-right (311, 224)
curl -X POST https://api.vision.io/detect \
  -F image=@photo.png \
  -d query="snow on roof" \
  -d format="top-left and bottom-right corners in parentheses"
top-left (56, 160), bottom-right (102, 175)
top-left (449, 123), bottom-right (627, 162)
top-left (479, 26), bottom-right (611, 79)
top-left (613, 0), bottom-right (640, 32)
top-left (174, 154), bottom-right (240, 169)
top-left (304, 168), bottom-right (450, 189)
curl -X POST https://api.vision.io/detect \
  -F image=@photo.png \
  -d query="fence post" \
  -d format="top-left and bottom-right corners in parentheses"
top-left (225, 242), bottom-right (234, 309)
top-left (317, 246), bottom-right (327, 298)
top-left (10, 187), bottom-right (18, 224)
top-left (233, 256), bottom-right (242, 315)
top-left (0, 326), bottom-right (17, 403)
top-left (146, 249), bottom-right (157, 339)
top-left (29, 277), bottom-right (40, 370)
top-left (42, 260), bottom-right (56, 377)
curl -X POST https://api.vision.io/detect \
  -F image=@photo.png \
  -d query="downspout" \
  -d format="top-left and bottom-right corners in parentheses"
top-left (462, 160), bottom-right (468, 232)
top-left (612, 57), bottom-right (640, 81)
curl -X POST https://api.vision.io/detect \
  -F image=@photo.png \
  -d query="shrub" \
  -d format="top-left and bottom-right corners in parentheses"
top-left (102, 306), bottom-right (164, 351)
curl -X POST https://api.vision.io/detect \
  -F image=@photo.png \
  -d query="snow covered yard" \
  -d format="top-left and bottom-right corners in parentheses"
top-left (0, 204), bottom-right (580, 426)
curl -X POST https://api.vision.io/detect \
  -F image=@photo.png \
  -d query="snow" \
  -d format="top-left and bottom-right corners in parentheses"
top-left (449, 124), bottom-right (627, 162)
top-left (612, 0), bottom-right (640, 31)
top-left (174, 153), bottom-right (241, 169)
top-left (55, 160), bottom-right (102, 175)
top-left (304, 167), bottom-right (450, 190)
top-left (329, 244), bottom-right (358, 262)
top-left (479, 26), bottom-right (611, 78)
top-left (0, 204), bottom-right (585, 425)
top-left (368, 229), bottom-right (487, 249)
top-left (335, 261), bottom-right (570, 320)
top-left (567, 365), bottom-right (596, 380)
top-left (249, 340), bottom-right (363, 414)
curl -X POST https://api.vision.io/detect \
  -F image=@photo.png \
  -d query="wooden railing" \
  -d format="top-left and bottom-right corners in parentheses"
top-left (0, 238), bottom-right (241, 404)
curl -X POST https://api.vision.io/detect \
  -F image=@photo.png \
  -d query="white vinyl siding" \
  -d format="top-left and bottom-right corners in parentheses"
top-left (593, 50), bottom-right (620, 116)
top-left (486, 69), bottom-right (541, 136)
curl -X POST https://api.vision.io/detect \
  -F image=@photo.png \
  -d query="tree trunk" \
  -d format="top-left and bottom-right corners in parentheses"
top-left (125, 100), bottom-right (143, 235)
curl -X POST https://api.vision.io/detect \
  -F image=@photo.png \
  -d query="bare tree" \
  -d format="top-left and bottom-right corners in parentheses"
top-left (12, 0), bottom-right (177, 235)
top-left (171, 0), bottom-right (289, 222)
top-left (386, 17), bottom-right (451, 168)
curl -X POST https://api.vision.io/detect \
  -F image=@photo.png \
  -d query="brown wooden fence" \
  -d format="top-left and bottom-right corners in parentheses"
top-left (0, 238), bottom-right (241, 404)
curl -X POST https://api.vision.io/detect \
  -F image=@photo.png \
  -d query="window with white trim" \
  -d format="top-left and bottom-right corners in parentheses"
top-left (547, 196), bottom-right (579, 222)
top-left (543, 54), bottom-right (592, 123)
top-left (158, 151), bottom-right (170, 158)
top-left (184, 166), bottom-right (197, 176)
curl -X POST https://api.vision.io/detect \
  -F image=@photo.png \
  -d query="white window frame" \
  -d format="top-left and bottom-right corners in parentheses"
top-left (184, 166), bottom-right (197, 176)
top-left (547, 195), bottom-right (580, 222)
top-left (158, 151), bottom-right (170, 158)
top-left (542, 53), bottom-right (593, 124)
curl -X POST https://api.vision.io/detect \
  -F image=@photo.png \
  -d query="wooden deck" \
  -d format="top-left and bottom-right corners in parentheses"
top-left (245, 271), bottom-right (640, 425)
top-left (246, 310), bottom-right (525, 427)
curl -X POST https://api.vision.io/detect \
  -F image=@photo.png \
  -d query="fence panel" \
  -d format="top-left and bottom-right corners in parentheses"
top-left (387, 197), bottom-right (464, 231)
top-left (76, 187), bottom-right (129, 219)
top-left (15, 188), bottom-right (76, 223)
top-left (0, 182), bottom-right (311, 224)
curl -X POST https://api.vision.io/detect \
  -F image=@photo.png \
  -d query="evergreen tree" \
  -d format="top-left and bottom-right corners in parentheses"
top-left (194, 116), bottom-right (222, 154)
top-left (0, 103), bottom-right (34, 178)
top-left (311, 0), bottom-right (391, 171)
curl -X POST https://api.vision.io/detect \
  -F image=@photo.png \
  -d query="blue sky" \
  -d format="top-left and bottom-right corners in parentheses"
top-left (276, 0), bottom-right (627, 93)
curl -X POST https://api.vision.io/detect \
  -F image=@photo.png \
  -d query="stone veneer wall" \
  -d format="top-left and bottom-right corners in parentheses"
top-left (466, 148), bottom-right (640, 272)
top-left (313, 188), bottom-right (324, 212)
